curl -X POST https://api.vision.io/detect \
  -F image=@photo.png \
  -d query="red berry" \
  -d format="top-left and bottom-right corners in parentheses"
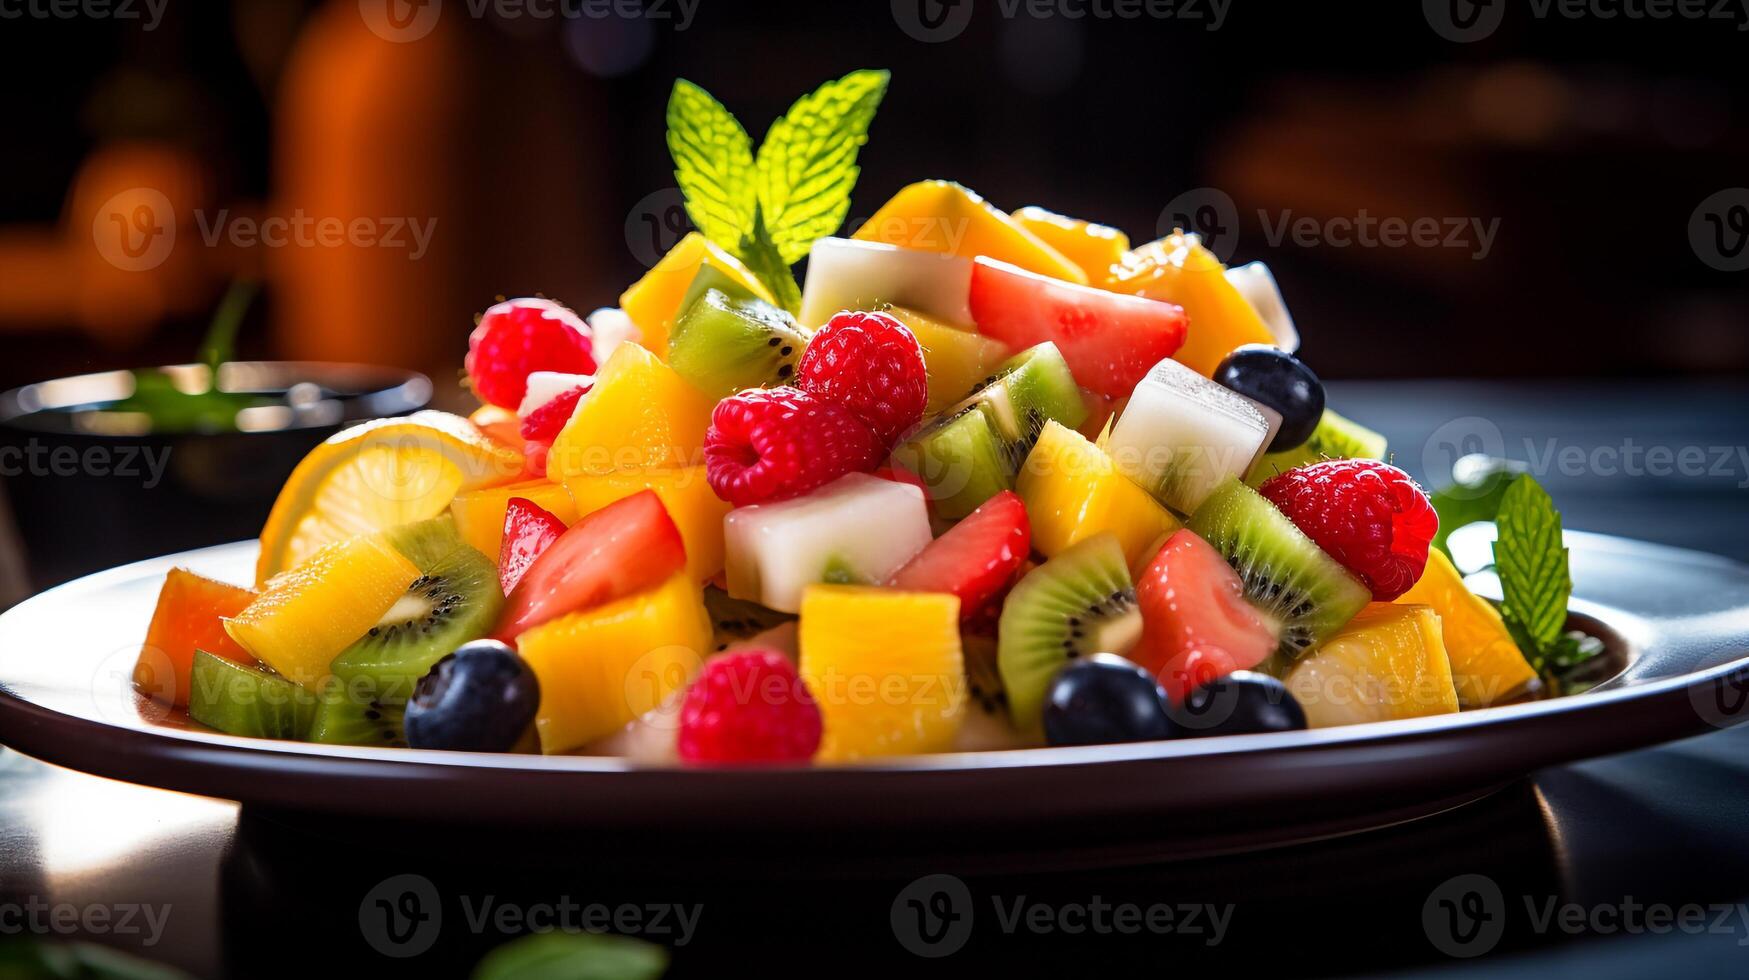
top-left (704, 387), bottom-right (883, 507)
top-left (1259, 459), bottom-right (1438, 600)
top-left (518, 383), bottom-right (590, 444)
top-left (498, 497), bottom-right (566, 595)
top-left (794, 311), bottom-right (929, 446)
top-left (677, 650), bottom-right (822, 764)
top-left (888, 490), bottom-right (1031, 622)
top-left (465, 298), bottom-right (595, 409)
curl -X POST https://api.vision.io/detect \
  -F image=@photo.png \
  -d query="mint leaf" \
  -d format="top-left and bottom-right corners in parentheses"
top-left (737, 205), bottom-right (803, 313)
top-left (666, 79), bottom-right (757, 250)
top-left (472, 933), bottom-right (667, 980)
top-left (754, 69), bottom-right (890, 264)
top-left (1492, 475), bottom-right (1571, 650)
top-left (1429, 466), bottom-right (1515, 559)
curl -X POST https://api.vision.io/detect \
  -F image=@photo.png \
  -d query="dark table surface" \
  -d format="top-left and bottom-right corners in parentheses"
top-left (1, 379), bottom-right (1747, 978)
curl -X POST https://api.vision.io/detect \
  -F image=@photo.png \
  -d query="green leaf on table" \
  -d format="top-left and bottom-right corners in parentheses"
top-left (666, 79), bottom-right (757, 250)
top-left (1492, 474), bottom-right (1571, 651)
top-left (754, 69), bottom-right (890, 264)
top-left (471, 933), bottom-right (668, 980)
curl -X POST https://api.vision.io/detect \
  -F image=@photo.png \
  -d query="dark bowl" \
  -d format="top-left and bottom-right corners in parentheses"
top-left (0, 362), bottom-right (429, 595)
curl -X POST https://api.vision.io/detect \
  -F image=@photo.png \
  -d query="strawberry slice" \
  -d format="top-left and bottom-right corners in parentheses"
top-left (887, 490), bottom-right (1031, 622)
top-left (496, 490), bottom-right (687, 640)
top-left (498, 497), bottom-right (567, 595)
top-left (1135, 528), bottom-right (1280, 701)
top-left (519, 383), bottom-right (591, 444)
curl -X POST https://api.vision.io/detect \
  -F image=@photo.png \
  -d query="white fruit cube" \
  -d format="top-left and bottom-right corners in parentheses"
top-left (724, 473), bottom-right (933, 614)
top-left (798, 237), bottom-right (974, 329)
top-left (1105, 357), bottom-right (1273, 515)
top-left (586, 306), bottom-right (641, 364)
top-left (1225, 262), bottom-right (1299, 353)
top-left (517, 371), bottom-right (594, 418)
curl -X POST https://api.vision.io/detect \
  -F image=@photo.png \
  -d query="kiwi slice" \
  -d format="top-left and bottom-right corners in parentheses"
top-left (704, 586), bottom-right (794, 652)
top-left (998, 534), bottom-right (1143, 730)
top-left (188, 649), bottom-right (317, 740)
top-left (307, 681), bottom-right (407, 747)
top-left (890, 402), bottom-right (1016, 520)
top-left (678, 262), bottom-right (760, 315)
top-left (1246, 408), bottom-right (1386, 487)
top-left (961, 342), bottom-right (1088, 457)
top-left (667, 287), bottom-right (810, 399)
top-left (329, 516), bottom-right (503, 707)
top-left (1187, 478), bottom-right (1372, 661)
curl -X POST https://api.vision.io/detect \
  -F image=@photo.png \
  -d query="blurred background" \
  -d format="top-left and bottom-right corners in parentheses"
top-left (2, 0), bottom-right (1748, 598)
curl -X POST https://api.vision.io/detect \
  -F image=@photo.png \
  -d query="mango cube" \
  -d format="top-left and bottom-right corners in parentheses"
top-left (853, 180), bottom-right (1088, 284)
top-left (1398, 549), bottom-right (1536, 707)
top-left (1104, 233), bottom-right (1274, 376)
top-left (619, 232), bottom-right (775, 356)
top-left (563, 466), bottom-right (731, 581)
top-left (1285, 603), bottom-right (1460, 728)
top-left (1010, 205), bottom-right (1130, 280)
top-left (449, 479), bottom-right (579, 561)
top-left (1016, 420), bottom-right (1181, 574)
top-left (545, 342), bottom-right (715, 482)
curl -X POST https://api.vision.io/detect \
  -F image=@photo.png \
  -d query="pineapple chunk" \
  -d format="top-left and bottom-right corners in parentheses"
top-left (545, 342), bottom-right (715, 482)
top-left (1103, 233), bottom-right (1274, 377)
top-left (449, 479), bottom-right (579, 560)
top-left (888, 306), bottom-right (1012, 413)
top-left (1397, 549), bottom-right (1536, 707)
top-left (854, 180), bottom-right (1088, 284)
top-left (563, 466), bottom-right (731, 581)
top-left (799, 586), bottom-right (965, 762)
top-left (1016, 420), bottom-right (1181, 574)
top-left (619, 232), bottom-right (775, 357)
top-left (1010, 205), bottom-right (1130, 280)
top-left (1284, 603), bottom-right (1460, 727)
top-left (516, 571), bottom-right (713, 754)
top-left (224, 534), bottom-right (420, 689)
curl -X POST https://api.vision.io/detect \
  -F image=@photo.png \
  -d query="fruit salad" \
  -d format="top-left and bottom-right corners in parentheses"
top-left (136, 71), bottom-right (1596, 765)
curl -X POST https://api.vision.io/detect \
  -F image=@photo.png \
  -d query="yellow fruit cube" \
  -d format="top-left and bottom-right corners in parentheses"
top-left (1016, 420), bottom-right (1181, 575)
top-left (545, 342), bottom-right (716, 482)
top-left (563, 466), bottom-right (730, 581)
top-left (448, 479), bottom-right (579, 560)
top-left (224, 534), bottom-right (420, 689)
top-left (887, 306), bottom-right (1013, 413)
top-left (799, 586), bottom-right (965, 762)
top-left (619, 232), bottom-right (775, 356)
top-left (516, 571), bottom-right (713, 754)
top-left (1397, 549), bottom-right (1537, 707)
top-left (1010, 205), bottom-right (1130, 280)
top-left (854, 180), bottom-right (1088, 284)
top-left (1284, 603), bottom-right (1460, 728)
top-left (1104, 233), bottom-right (1274, 377)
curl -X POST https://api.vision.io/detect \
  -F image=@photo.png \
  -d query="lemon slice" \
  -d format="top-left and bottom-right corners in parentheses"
top-left (255, 411), bottom-right (525, 585)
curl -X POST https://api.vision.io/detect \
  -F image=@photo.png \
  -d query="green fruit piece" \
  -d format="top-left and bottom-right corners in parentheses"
top-left (329, 516), bottom-right (503, 706)
top-left (998, 533), bottom-right (1142, 731)
top-left (188, 649), bottom-right (316, 740)
top-left (679, 262), bottom-right (761, 319)
top-left (306, 681), bottom-right (407, 747)
top-left (1187, 478), bottom-right (1372, 661)
top-left (668, 287), bottom-right (810, 399)
top-left (963, 341), bottom-right (1089, 456)
top-left (1246, 408), bottom-right (1387, 487)
top-left (891, 401), bottom-right (1016, 520)
top-left (703, 586), bottom-right (794, 651)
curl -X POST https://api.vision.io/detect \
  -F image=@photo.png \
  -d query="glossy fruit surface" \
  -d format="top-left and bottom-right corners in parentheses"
top-left (704, 387), bottom-right (884, 507)
top-left (1213, 345), bottom-right (1325, 452)
top-left (1170, 670), bottom-right (1307, 737)
top-left (1016, 420), bottom-right (1180, 574)
top-left (544, 342), bottom-right (715, 481)
top-left (1042, 653), bottom-right (1174, 747)
top-left (498, 497), bottom-right (566, 595)
top-left (465, 297), bottom-right (595, 409)
top-left (136, 569), bottom-right (258, 708)
top-left (795, 310), bottom-right (929, 446)
top-left (404, 640), bottom-right (541, 752)
top-left (619, 232), bottom-right (776, 355)
top-left (853, 179), bottom-right (1088, 284)
top-left (1260, 459), bottom-right (1438, 600)
top-left (1397, 548), bottom-right (1536, 707)
top-left (888, 490), bottom-right (1031, 623)
top-left (563, 466), bottom-right (730, 582)
top-left (1284, 602), bottom-right (1459, 727)
top-left (1135, 529), bottom-right (1280, 701)
top-left (448, 479), bottom-right (577, 563)
top-left (677, 650), bottom-right (822, 764)
top-left (969, 258), bottom-right (1188, 398)
top-left (1010, 205), bottom-right (1130, 281)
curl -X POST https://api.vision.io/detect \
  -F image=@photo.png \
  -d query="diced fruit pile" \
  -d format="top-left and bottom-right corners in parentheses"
top-left (142, 71), bottom-right (1560, 765)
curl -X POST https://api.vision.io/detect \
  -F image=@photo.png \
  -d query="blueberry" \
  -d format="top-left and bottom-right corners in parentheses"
top-left (1213, 345), bottom-right (1325, 452)
top-left (1170, 671), bottom-right (1307, 737)
top-left (1042, 653), bottom-right (1175, 747)
top-left (405, 640), bottom-right (540, 752)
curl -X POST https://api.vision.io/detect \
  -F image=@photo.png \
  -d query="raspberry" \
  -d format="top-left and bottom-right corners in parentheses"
top-left (465, 298), bottom-right (595, 409)
top-left (795, 311), bottom-right (929, 446)
top-left (677, 650), bottom-right (822, 764)
top-left (704, 387), bottom-right (883, 507)
top-left (518, 383), bottom-right (589, 444)
top-left (1259, 459), bottom-right (1438, 600)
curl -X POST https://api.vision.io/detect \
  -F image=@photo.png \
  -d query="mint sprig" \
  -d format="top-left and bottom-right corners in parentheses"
top-left (472, 933), bottom-right (667, 980)
top-left (665, 70), bottom-right (890, 312)
top-left (1490, 474), bottom-right (1603, 688)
